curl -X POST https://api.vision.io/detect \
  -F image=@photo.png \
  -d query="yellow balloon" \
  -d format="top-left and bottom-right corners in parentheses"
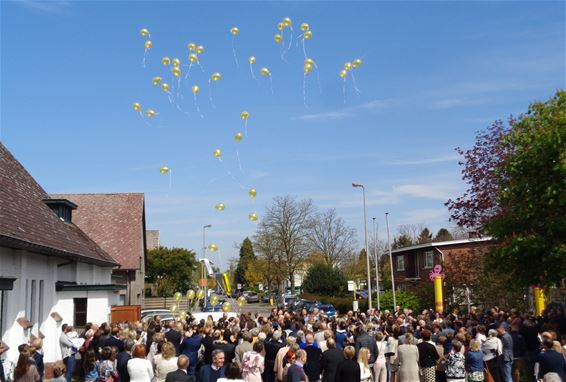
top-left (174, 292), bottom-right (183, 302)
top-left (213, 148), bottom-right (221, 158)
top-left (192, 85), bottom-right (200, 94)
top-left (274, 34), bottom-right (283, 43)
top-left (160, 166), bottom-right (170, 174)
top-left (237, 296), bottom-right (247, 307)
top-left (222, 273), bottom-right (232, 295)
top-left (304, 63), bottom-right (313, 73)
top-left (260, 67), bottom-right (270, 76)
top-left (208, 244), bottom-right (218, 252)
top-left (283, 17), bottom-right (292, 27)
top-left (240, 111), bottom-right (249, 120)
top-left (179, 311), bottom-right (187, 320)
top-left (352, 58), bottom-right (362, 68)
top-left (170, 304), bottom-right (178, 313)
top-left (152, 76), bottom-right (162, 86)
top-left (248, 212), bottom-right (258, 222)
top-left (248, 56), bottom-right (256, 64)
top-left (304, 58), bottom-right (315, 66)
top-left (172, 67), bottom-right (181, 77)
top-left (161, 83), bottom-right (170, 93)
top-left (230, 27), bottom-right (240, 36)
top-left (132, 102), bottom-right (141, 112)
top-left (140, 28), bottom-right (150, 37)
top-left (186, 289), bottom-right (195, 300)
top-left (222, 301), bottom-right (232, 312)
top-left (189, 53), bottom-right (199, 63)
top-left (209, 294), bottom-right (219, 306)
top-left (196, 288), bottom-right (204, 299)
top-left (162, 57), bottom-right (170, 66)
top-left (300, 23), bottom-right (310, 32)
top-left (277, 22), bottom-right (284, 31)
top-left (187, 42), bottom-right (196, 51)
top-left (210, 72), bottom-right (222, 81)
top-left (215, 202), bottom-right (225, 211)
top-left (196, 45), bottom-right (204, 54)
top-left (234, 132), bottom-right (243, 143)
top-left (172, 58), bottom-right (181, 67)
top-left (146, 109), bottom-right (157, 118)
top-left (339, 69), bottom-right (348, 79)
top-left (144, 40), bottom-right (152, 49)
top-left (249, 188), bottom-right (257, 199)
top-left (344, 62), bottom-right (353, 71)
top-left (304, 30), bottom-right (313, 40)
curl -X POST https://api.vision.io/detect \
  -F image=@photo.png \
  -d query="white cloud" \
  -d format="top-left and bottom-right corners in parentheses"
top-left (295, 98), bottom-right (396, 121)
top-left (393, 184), bottom-right (455, 200)
top-left (398, 208), bottom-right (449, 225)
top-left (386, 154), bottom-right (460, 166)
top-left (14, 0), bottom-right (71, 13)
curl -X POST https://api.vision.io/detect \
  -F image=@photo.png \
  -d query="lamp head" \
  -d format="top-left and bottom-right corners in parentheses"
top-left (352, 183), bottom-right (363, 188)
top-left (203, 224), bottom-right (212, 229)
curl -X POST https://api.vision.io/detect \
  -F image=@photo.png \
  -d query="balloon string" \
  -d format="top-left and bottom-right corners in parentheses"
top-left (249, 63), bottom-right (257, 80)
top-left (236, 149), bottom-right (244, 174)
top-left (208, 80), bottom-right (216, 108)
top-left (142, 48), bottom-right (149, 68)
top-left (303, 73), bottom-right (307, 108)
top-left (287, 27), bottom-right (294, 53)
top-left (185, 63), bottom-right (192, 79)
top-left (139, 112), bottom-right (151, 128)
top-left (268, 74), bottom-right (274, 95)
top-left (351, 71), bottom-right (361, 95)
top-left (197, 62), bottom-right (205, 73)
top-left (218, 158), bottom-right (245, 190)
top-left (244, 119), bottom-right (248, 138)
top-left (343, 78), bottom-right (347, 105)
top-left (231, 36), bottom-right (239, 67)
top-left (193, 93), bottom-right (204, 119)
top-left (302, 38), bottom-right (307, 59)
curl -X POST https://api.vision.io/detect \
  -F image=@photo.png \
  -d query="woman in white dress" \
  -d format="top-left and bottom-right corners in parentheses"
top-left (128, 344), bottom-right (154, 382)
top-left (397, 333), bottom-right (419, 382)
top-left (155, 342), bottom-right (178, 382)
top-left (373, 332), bottom-right (388, 382)
top-left (358, 347), bottom-right (372, 382)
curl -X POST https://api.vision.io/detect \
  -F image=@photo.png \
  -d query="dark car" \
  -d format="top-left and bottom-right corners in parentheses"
top-left (278, 294), bottom-right (298, 310)
top-left (263, 292), bottom-right (279, 304)
top-left (295, 299), bottom-right (320, 313)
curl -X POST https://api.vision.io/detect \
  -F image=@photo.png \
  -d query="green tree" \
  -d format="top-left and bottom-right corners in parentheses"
top-left (417, 228), bottom-right (433, 244)
top-left (377, 290), bottom-right (421, 312)
top-left (146, 247), bottom-right (198, 296)
top-left (392, 234), bottom-right (413, 249)
top-left (235, 237), bottom-right (256, 286)
top-left (434, 228), bottom-right (454, 242)
top-left (303, 263), bottom-right (347, 295)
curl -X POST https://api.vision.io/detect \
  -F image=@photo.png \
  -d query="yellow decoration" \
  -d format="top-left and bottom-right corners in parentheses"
top-left (152, 76), bottom-right (162, 85)
top-left (434, 276), bottom-right (444, 314)
top-left (534, 287), bottom-right (546, 316)
top-left (248, 56), bottom-right (256, 64)
top-left (283, 17), bottom-right (292, 27)
top-left (344, 62), bottom-right (353, 71)
top-left (339, 69), bottom-right (348, 79)
top-left (161, 83), bottom-right (170, 93)
top-left (300, 23), bottom-right (310, 32)
top-left (145, 109), bottom-right (157, 118)
top-left (215, 203), bottom-right (225, 211)
top-left (189, 53), bottom-right (199, 63)
top-left (230, 27), bottom-right (240, 36)
top-left (248, 212), bottom-right (258, 222)
top-left (213, 148), bottom-right (221, 158)
top-left (248, 188), bottom-right (257, 199)
top-left (222, 301), bottom-right (232, 312)
top-left (208, 244), bottom-right (218, 252)
top-left (234, 132), bottom-right (243, 143)
top-left (209, 294), bottom-right (219, 306)
top-left (187, 42), bottom-right (196, 51)
top-left (144, 40), bottom-right (152, 49)
top-left (222, 273), bottom-right (232, 294)
top-left (186, 289), bottom-right (195, 300)
top-left (170, 304), bottom-right (178, 313)
top-left (140, 28), bottom-right (150, 37)
top-left (304, 63), bottom-right (313, 73)
top-left (240, 111), bottom-right (249, 120)
top-left (237, 296), bottom-right (247, 308)
top-left (172, 67), bottom-right (181, 77)
top-left (304, 58), bottom-right (315, 66)
top-left (196, 288), bottom-right (205, 300)
top-left (210, 72), bottom-right (222, 81)
top-left (274, 34), bottom-right (283, 43)
top-left (192, 85), bottom-right (200, 94)
top-left (172, 58), bottom-right (181, 67)
top-left (179, 311), bottom-right (187, 320)
top-left (269, 298), bottom-right (275, 306)
top-left (159, 166), bottom-right (170, 174)
top-left (174, 292), bottom-right (182, 302)
top-left (277, 22), bottom-right (284, 31)
top-left (260, 67), bottom-right (270, 76)
top-left (162, 57), bottom-right (170, 66)
top-left (352, 58), bottom-right (362, 68)
top-left (304, 30), bottom-right (313, 40)
top-left (132, 102), bottom-right (141, 112)
top-left (196, 45), bottom-right (204, 54)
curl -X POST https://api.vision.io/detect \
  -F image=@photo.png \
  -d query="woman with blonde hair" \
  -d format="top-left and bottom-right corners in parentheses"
top-left (358, 347), bottom-right (372, 382)
top-left (397, 333), bottom-right (419, 382)
top-left (155, 342), bottom-right (177, 382)
top-left (373, 332), bottom-right (387, 382)
top-left (465, 339), bottom-right (484, 382)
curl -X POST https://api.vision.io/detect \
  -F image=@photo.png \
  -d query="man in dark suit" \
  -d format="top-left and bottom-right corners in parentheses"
top-left (31, 339), bottom-right (44, 382)
top-left (117, 340), bottom-right (134, 382)
top-left (303, 334), bottom-right (322, 382)
top-left (287, 349), bottom-right (308, 382)
top-left (104, 326), bottom-right (125, 352)
top-left (165, 321), bottom-right (183, 356)
top-left (165, 355), bottom-right (194, 382)
top-left (199, 349), bottom-right (226, 382)
top-left (264, 331), bottom-right (285, 382)
top-left (320, 339), bottom-right (343, 382)
top-left (536, 339), bottom-right (566, 381)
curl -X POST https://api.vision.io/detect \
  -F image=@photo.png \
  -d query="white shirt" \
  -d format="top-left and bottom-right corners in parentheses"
top-left (155, 357), bottom-right (178, 382)
top-left (127, 358), bottom-right (154, 382)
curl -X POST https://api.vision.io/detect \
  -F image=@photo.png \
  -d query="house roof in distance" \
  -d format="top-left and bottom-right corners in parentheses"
top-left (50, 193), bottom-right (146, 270)
top-left (0, 143), bottom-right (117, 266)
top-left (388, 237), bottom-right (494, 255)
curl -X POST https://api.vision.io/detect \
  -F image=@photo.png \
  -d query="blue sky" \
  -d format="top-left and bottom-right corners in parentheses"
top-left (1, 0), bottom-right (564, 271)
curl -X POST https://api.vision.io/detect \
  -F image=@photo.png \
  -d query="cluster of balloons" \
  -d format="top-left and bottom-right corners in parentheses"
top-left (140, 28), bottom-right (152, 67)
top-left (339, 58), bottom-right (363, 79)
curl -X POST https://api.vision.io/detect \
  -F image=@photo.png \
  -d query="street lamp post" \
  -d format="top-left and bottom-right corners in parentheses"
top-left (352, 183), bottom-right (372, 311)
top-left (202, 224), bottom-right (211, 308)
top-left (372, 217), bottom-right (381, 311)
top-left (385, 213), bottom-right (396, 310)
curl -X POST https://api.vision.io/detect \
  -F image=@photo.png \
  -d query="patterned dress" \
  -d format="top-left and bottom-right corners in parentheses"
top-left (445, 352), bottom-right (466, 381)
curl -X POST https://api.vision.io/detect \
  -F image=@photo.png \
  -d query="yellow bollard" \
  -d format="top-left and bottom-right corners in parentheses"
top-left (434, 276), bottom-right (444, 314)
top-left (222, 273), bottom-right (232, 295)
top-left (534, 287), bottom-right (545, 316)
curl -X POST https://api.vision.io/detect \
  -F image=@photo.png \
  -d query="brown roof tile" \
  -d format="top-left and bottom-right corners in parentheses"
top-left (51, 193), bottom-right (146, 270)
top-left (0, 143), bottom-right (117, 266)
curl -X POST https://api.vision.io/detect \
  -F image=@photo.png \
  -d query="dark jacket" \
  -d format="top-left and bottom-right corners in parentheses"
top-left (202, 336), bottom-right (215, 365)
top-left (334, 359), bottom-right (360, 382)
top-left (536, 350), bottom-right (566, 381)
top-left (417, 342), bottom-right (439, 368)
top-left (304, 345), bottom-right (322, 381)
top-left (198, 365), bottom-right (225, 382)
top-left (116, 351), bottom-right (132, 382)
top-left (354, 332), bottom-right (378, 364)
top-left (510, 331), bottom-right (526, 359)
top-left (287, 363), bottom-right (307, 382)
top-left (165, 369), bottom-right (194, 382)
top-left (265, 339), bottom-right (285, 372)
top-left (212, 341), bottom-right (235, 364)
top-left (104, 336), bottom-right (125, 352)
top-left (321, 348), bottom-right (343, 382)
top-left (165, 330), bottom-right (183, 356)
top-left (32, 352), bottom-right (44, 381)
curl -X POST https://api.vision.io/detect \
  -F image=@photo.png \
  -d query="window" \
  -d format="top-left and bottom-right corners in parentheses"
top-left (30, 280), bottom-right (36, 323)
top-left (73, 298), bottom-right (87, 327)
top-left (38, 280), bottom-right (44, 322)
top-left (396, 255), bottom-right (405, 271)
top-left (424, 251), bottom-right (434, 269)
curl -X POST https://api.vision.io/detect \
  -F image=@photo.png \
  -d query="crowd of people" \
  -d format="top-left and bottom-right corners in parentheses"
top-left (1, 304), bottom-right (565, 382)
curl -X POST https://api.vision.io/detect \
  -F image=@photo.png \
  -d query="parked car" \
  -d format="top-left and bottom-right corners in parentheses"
top-left (202, 301), bottom-right (223, 312)
top-left (141, 313), bottom-right (175, 324)
top-left (243, 291), bottom-right (260, 303)
top-left (279, 294), bottom-right (298, 310)
top-left (294, 299), bottom-right (320, 313)
top-left (263, 292), bottom-right (279, 303)
top-left (141, 309), bottom-right (171, 321)
top-left (318, 304), bottom-right (337, 318)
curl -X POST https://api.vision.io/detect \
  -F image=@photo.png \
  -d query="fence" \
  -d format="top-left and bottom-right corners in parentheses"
top-left (143, 297), bottom-right (192, 311)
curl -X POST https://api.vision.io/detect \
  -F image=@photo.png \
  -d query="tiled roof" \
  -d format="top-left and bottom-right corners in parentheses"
top-left (0, 143), bottom-right (117, 266)
top-left (51, 193), bottom-right (146, 270)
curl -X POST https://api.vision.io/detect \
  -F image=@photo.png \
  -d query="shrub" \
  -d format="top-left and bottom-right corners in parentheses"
top-left (376, 290), bottom-right (421, 312)
top-left (302, 264), bottom-right (346, 295)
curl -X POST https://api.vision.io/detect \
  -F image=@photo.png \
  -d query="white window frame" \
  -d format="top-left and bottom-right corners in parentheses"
top-left (396, 255), bottom-right (405, 271)
top-left (424, 251), bottom-right (434, 269)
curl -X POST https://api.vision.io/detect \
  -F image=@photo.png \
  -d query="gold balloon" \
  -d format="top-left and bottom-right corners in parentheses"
top-left (248, 212), bottom-right (258, 222)
top-left (209, 294), bottom-right (219, 306)
top-left (300, 23), bottom-right (310, 32)
top-left (196, 45), bottom-right (204, 54)
top-left (208, 244), bottom-right (218, 252)
top-left (196, 288), bottom-right (205, 299)
top-left (172, 58), bottom-right (181, 67)
top-left (277, 22), bottom-right (284, 31)
top-left (170, 304), bottom-right (178, 313)
top-left (304, 58), bottom-right (315, 66)
top-left (140, 28), bottom-right (150, 37)
top-left (210, 72), bottom-right (222, 81)
top-left (274, 34), bottom-right (283, 43)
top-left (152, 76), bottom-right (162, 85)
top-left (230, 27), bottom-right (240, 36)
top-left (192, 85), bottom-right (200, 94)
top-left (339, 69), bottom-right (348, 79)
top-left (187, 42), bottom-right (196, 51)
top-left (186, 289), bottom-right (195, 300)
top-left (215, 202), bottom-right (225, 211)
top-left (144, 40), bottom-right (152, 49)
top-left (172, 67), bottom-right (181, 77)
top-left (304, 63), bottom-right (313, 73)
top-left (304, 30), bottom-right (313, 40)
top-left (222, 301), bottom-right (232, 312)
top-left (249, 188), bottom-right (257, 199)
top-left (240, 111), bottom-right (249, 120)
top-left (344, 62), bottom-right (353, 71)
top-left (132, 102), bottom-right (141, 112)
top-left (159, 166), bottom-right (170, 174)
top-left (237, 296), bottom-right (247, 307)
top-left (161, 83), bottom-right (170, 93)
top-left (283, 17), bottom-right (292, 27)
top-left (179, 311), bottom-right (187, 320)
top-left (174, 292), bottom-right (183, 302)
top-left (260, 67), bottom-right (270, 76)
top-left (352, 58), bottom-right (362, 68)
top-left (162, 57), bottom-right (170, 66)
top-left (188, 53), bottom-right (199, 63)
top-left (234, 132), bottom-right (243, 143)
top-left (146, 109), bottom-right (157, 118)
top-left (213, 148), bottom-right (221, 158)
top-left (248, 56), bottom-right (256, 64)
top-left (222, 273), bottom-right (232, 295)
